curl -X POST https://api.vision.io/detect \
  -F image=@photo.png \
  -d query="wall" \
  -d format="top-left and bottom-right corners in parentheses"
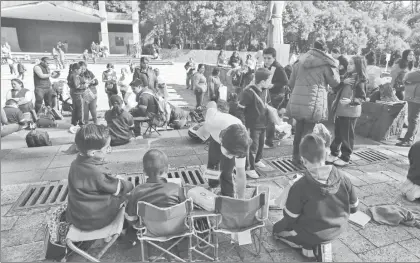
top-left (104, 32), bottom-right (133, 54)
top-left (1, 27), bottom-right (22, 51)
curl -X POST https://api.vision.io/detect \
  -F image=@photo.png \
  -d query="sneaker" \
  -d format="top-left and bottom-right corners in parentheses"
top-left (313, 243), bottom-right (333, 262)
top-left (333, 158), bottom-right (349, 167)
top-left (396, 141), bottom-right (412, 147)
top-left (255, 161), bottom-right (266, 168)
top-left (326, 154), bottom-right (339, 164)
top-left (302, 248), bottom-right (315, 259)
top-left (69, 125), bottom-right (80, 134)
top-left (246, 170), bottom-right (259, 179)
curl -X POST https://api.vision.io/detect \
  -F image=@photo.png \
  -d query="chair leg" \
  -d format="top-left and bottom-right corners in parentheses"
top-left (140, 239), bottom-right (146, 262)
top-left (214, 232), bottom-right (219, 261)
top-left (96, 234), bottom-right (119, 259)
top-left (66, 239), bottom-right (99, 262)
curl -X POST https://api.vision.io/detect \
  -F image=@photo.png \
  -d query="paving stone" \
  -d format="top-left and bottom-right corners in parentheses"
top-left (331, 239), bottom-right (362, 262)
top-left (399, 238), bottom-right (420, 258)
top-left (341, 169), bottom-right (369, 187)
top-left (1, 183), bottom-right (30, 206)
top-left (1, 170), bottom-right (45, 186)
top-left (6, 206), bottom-right (54, 217)
top-left (1, 205), bottom-right (12, 216)
top-left (381, 170), bottom-right (408, 182)
top-left (154, 147), bottom-right (196, 157)
top-left (361, 194), bottom-right (399, 207)
top-left (1, 226), bottom-right (40, 248)
top-left (192, 145), bottom-right (208, 155)
top-left (48, 154), bottom-right (77, 168)
top-left (0, 149), bottom-right (11, 159)
top-left (150, 137), bottom-right (193, 147)
top-left (1, 156), bottom-right (53, 173)
top-left (42, 167), bottom-right (70, 181)
top-left (99, 162), bottom-right (144, 174)
top-left (357, 183), bottom-right (400, 198)
top-left (1, 216), bottom-right (18, 231)
top-left (269, 248), bottom-right (308, 262)
top-left (168, 155), bottom-right (203, 168)
top-left (358, 224), bottom-right (413, 247)
top-left (14, 213), bottom-right (47, 230)
top-left (359, 171), bottom-right (394, 184)
top-left (401, 226), bottom-right (420, 239)
top-left (240, 245), bottom-right (274, 262)
top-left (338, 227), bottom-right (376, 253)
top-left (1, 241), bottom-right (45, 262)
top-left (3, 145), bottom-right (61, 160)
top-left (258, 226), bottom-right (289, 253)
top-left (358, 243), bottom-right (419, 262)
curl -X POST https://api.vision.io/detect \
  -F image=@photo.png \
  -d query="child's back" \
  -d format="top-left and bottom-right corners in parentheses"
top-left (105, 95), bottom-right (134, 146)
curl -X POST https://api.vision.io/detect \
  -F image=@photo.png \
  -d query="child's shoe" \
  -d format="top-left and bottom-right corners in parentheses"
top-left (333, 158), bottom-right (349, 167)
top-left (302, 248), bottom-right (316, 259)
top-left (255, 161), bottom-right (266, 168)
top-left (313, 243), bottom-right (333, 262)
top-left (326, 154), bottom-right (339, 164)
top-left (246, 170), bottom-right (259, 179)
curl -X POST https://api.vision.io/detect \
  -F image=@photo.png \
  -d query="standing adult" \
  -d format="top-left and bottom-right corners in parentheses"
top-left (67, 63), bottom-right (87, 129)
top-left (63, 41), bottom-right (69, 53)
top-left (102, 63), bottom-right (118, 108)
top-left (58, 46), bottom-right (66, 69)
top-left (185, 57), bottom-right (196, 90)
top-left (331, 48), bottom-right (348, 79)
top-left (254, 42), bottom-right (267, 69)
top-left (217, 50), bottom-right (227, 66)
top-left (228, 51), bottom-right (243, 68)
top-left (195, 102), bottom-right (251, 198)
top-left (396, 69), bottom-right (420, 147)
top-left (33, 57), bottom-right (53, 112)
top-left (238, 68), bottom-right (273, 179)
top-left (287, 40), bottom-right (341, 164)
top-left (263, 47), bottom-right (289, 148)
top-left (365, 51), bottom-right (383, 97)
top-left (390, 49), bottom-right (415, 100)
top-left (193, 64), bottom-right (207, 109)
top-left (132, 57), bottom-right (158, 94)
top-left (79, 61), bottom-right (98, 124)
top-left (208, 68), bottom-right (222, 102)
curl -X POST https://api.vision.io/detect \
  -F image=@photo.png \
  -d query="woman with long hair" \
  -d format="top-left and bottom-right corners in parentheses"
top-left (217, 50), bottom-right (227, 66)
top-left (104, 95), bottom-right (134, 146)
top-left (193, 64), bottom-right (207, 109)
top-left (79, 61), bottom-right (98, 124)
top-left (68, 63), bottom-right (87, 131)
top-left (328, 55), bottom-right (367, 167)
top-left (390, 49), bottom-right (415, 100)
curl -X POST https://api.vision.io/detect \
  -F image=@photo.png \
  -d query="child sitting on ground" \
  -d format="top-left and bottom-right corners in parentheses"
top-left (273, 133), bottom-right (359, 260)
top-left (66, 124), bottom-right (134, 231)
top-left (3, 99), bottom-right (32, 129)
top-left (401, 141), bottom-right (420, 201)
top-left (125, 149), bottom-right (185, 224)
top-left (105, 95), bottom-right (134, 147)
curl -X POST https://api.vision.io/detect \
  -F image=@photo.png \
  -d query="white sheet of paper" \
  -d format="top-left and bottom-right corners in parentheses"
top-left (166, 178), bottom-right (182, 187)
top-left (231, 230), bottom-right (252, 245)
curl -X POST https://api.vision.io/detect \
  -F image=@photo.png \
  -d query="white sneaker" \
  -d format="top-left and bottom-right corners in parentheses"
top-left (246, 170), bottom-right (259, 179)
top-left (255, 161), bottom-right (266, 168)
top-left (69, 125), bottom-right (80, 134)
top-left (326, 154), bottom-right (339, 163)
top-left (334, 158), bottom-right (349, 167)
top-left (302, 248), bottom-right (315, 258)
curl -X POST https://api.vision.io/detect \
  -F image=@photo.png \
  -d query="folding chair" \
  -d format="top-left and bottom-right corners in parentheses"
top-left (134, 199), bottom-right (194, 262)
top-left (65, 206), bottom-right (125, 262)
top-left (212, 189), bottom-right (269, 261)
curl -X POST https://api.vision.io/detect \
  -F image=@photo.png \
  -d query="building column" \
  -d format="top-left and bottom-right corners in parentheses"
top-left (132, 0), bottom-right (141, 58)
top-left (267, 1), bottom-right (290, 66)
top-left (98, 1), bottom-right (110, 53)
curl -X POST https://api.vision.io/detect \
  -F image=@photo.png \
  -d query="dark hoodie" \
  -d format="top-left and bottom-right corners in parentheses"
top-left (408, 141), bottom-right (420, 186)
top-left (266, 60), bottom-right (289, 95)
top-left (284, 165), bottom-right (358, 245)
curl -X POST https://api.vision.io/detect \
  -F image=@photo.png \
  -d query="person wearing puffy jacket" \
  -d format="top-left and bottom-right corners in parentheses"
top-left (287, 40), bottom-right (341, 165)
top-left (396, 69), bottom-right (420, 147)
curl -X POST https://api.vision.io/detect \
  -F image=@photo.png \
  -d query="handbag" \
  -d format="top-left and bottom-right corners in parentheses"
top-left (82, 88), bottom-right (96, 104)
top-left (44, 203), bottom-right (70, 261)
top-left (248, 87), bottom-right (281, 125)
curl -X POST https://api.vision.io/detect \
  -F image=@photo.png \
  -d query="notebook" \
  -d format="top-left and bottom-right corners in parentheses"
top-left (349, 211), bottom-right (371, 228)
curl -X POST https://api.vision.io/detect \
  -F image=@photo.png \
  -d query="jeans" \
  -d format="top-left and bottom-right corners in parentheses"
top-left (330, 117), bottom-right (357, 162)
top-left (186, 74), bottom-right (192, 89)
top-left (248, 128), bottom-right (266, 170)
top-left (34, 87), bottom-right (53, 113)
top-left (293, 120), bottom-right (316, 160)
top-left (195, 89), bottom-right (204, 108)
top-left (9, 64), bottom-right (16, 75)
top-left (273, 218), bottom-right (314, 250)
top-left (403, 102), bottom-right (420, 143)
top-left (266, 93), bottom-right (284, 146)
top-left (71, 93), bottom-right (84, 126)
top-left (18, 72), bottom-right (25, 80)
top-left (1, 124), bottom-right (20, 137)
top-left (84, 98), bottom-right (98, 124)
top-left (207, 137), bottom-right (236, 197)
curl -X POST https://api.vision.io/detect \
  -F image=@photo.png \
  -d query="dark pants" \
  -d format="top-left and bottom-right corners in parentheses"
top-left (34, 87), bottom-right (53, 113)
top-left (9, 64), bottom-right (16, 75)
top-left (71, 93), bottom-right (84, 126)
top-left (293, 120), bottom-right (316, 160)
top-left (403, 102), bottom-right (420, 143)
top-left (248, 128), bottom-right (266, 170)
top-left (195, 89), bottom-right (204, 108)
top-left (207, 137), bottom-right (236, 197)
top-left (186, 74), bottom-right (193, 89)
top-left (330, 117), bottom-right (357, 162)
top-left (131, 109), bottom-right (146, 137)
top-left (84, 98), bottom-right (97, 124)
top-left (396, 90), bottom-right (405, 100)
top-left (18, 72), bottom-right (25, 80)
top-left (273, 218), bottom-right (313, 250)
top-left (266, 93), bottom-right (284, 146)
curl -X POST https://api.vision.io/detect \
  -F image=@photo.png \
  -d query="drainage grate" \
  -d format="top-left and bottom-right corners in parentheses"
top-left (353, 149), bottom-right (390, 163)
top-left (167, 167), bottom-right (207, 186)
top-left (270, 158), bottom-right (305, 175)
top-left (10, 182), bottom-right (68, 211)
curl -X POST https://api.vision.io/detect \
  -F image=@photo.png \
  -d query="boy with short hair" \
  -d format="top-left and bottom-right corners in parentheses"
top-left (125, 149), bottom-right (185, 224)
top-left (273, 133), bottom-right (359, 260)
top-left (66, 124), bottom-right (134, 231)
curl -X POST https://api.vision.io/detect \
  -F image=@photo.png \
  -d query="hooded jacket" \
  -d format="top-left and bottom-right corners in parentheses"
top-left (408, 141), bottom-right (420, 185)
top-left (287, 49), bottom-right (341, 123)
top-left (267, 60), bottom-right (289, 95)
top-left (284, 165), bottom-right (358, 245)
top-left (404, 69), bottom-right (420, 104)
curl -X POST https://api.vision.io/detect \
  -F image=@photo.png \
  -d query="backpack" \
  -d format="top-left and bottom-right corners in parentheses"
top-left (37, 105), bottom-right (56, 128)
top-left (141, 91), bottom-right (169, 127)
top-left (26, 129), bottom-right (52, 147)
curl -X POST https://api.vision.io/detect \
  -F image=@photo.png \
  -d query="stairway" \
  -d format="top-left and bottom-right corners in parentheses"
top-left (9, 52), bottom-right (173, 65)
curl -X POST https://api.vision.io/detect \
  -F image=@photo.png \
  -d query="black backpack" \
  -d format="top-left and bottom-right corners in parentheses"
top-left (26, 130), bottom-right (52, 147)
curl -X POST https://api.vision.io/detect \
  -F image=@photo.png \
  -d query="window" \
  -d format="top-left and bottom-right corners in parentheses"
top-left (115, 37), bottom-right (124, 46)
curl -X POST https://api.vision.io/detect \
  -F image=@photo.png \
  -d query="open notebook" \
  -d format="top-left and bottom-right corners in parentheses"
top-left (349, 211), bottom-right (371, 228)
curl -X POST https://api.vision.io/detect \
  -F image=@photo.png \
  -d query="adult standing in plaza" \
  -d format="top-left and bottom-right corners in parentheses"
top-left (390, 49), bottom-right (415, 101)
top-left (287, 40), bottom-right (341, 164)
top-left (68, 63), bottom-right (87, 129)
top-left (396, 69), bottom-right (420, 147)
top-left (238, 68), bottom-right (273, 179)
top-left (63, 41), bottom-right (69, 53)
top-left (132, 57), bottom-right (158, 94)
top-left (33, 57), bottom-right (53, 112)
top-left (195, 101), bottom-right (251, 199)
top-left (193, 64), bottom-right (207, 109)
top-left (102, 63), bottom-right (118, 108)
top-left (263, 47), bottom-right (289, 148)
top-left (79, 61), bottom-right (98, 124)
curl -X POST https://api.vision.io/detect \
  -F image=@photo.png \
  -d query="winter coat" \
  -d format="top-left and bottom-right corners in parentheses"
top-left (404, 69), bottom-right (420, 104)
top-left (267, 60), bottom-right (289, 95)
top-left (287, 49), bottom-right (340, 123)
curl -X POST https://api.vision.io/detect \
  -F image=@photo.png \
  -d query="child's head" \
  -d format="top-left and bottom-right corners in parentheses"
top-left (153, 68), bottom-right (160, 76)
top-left (220, 124), bottom-right (251, 159)
top-left (348, 55), bottom-right (367, 81)
top-left (143, 149), bottom-right (169, 180)
top-left (75, 124), bottom-right (111, 160)
top-left (106, 63), bottom-right (114, 70)
top-left (300, 134), bottom-right (326, 168)
top-left (5, 99), bottom-right (18, 107)
top-left (84, 49), bottom-right (88, 52)
top-left (109, 95), bottom-right (123, 116)
top-left (121, 67), bottom-right (129, 75)
top-left (228, 92), bottom-right (238, 102)
top-left (254, 68), bottom-right (272, 88)
top-left (217, 100), bottom-right (230, 113)
top-left (212, 68), bottom-right (220, 77)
